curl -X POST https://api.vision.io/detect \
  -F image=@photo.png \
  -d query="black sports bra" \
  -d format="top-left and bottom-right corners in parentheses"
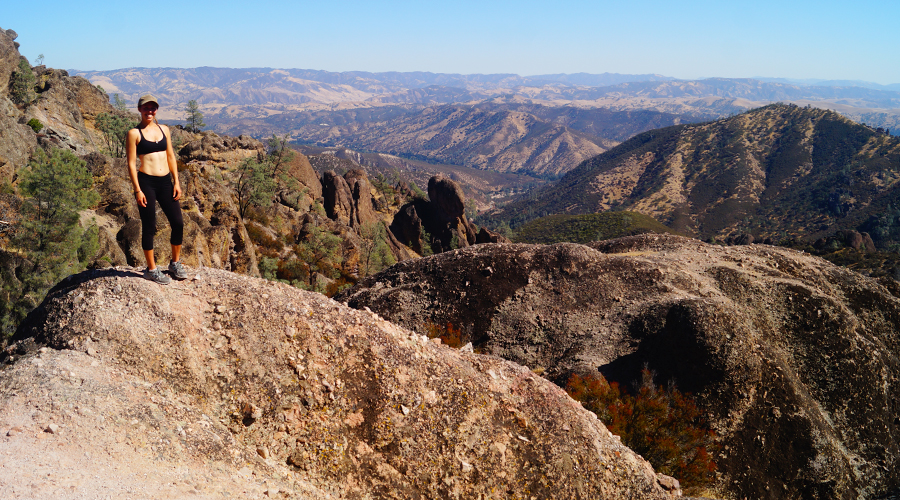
top-left (136, 124), bottom-right (168, 156)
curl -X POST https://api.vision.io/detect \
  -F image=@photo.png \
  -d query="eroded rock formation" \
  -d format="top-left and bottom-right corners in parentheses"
top-left (2, 267), bottom-right (679, 499)
top-left (389, 174), bottom-right (503, 255)
top-left (338, 234), bottom-right (900, 500)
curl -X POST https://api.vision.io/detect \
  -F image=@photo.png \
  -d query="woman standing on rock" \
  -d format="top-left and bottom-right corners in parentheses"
top-left (126, 94), bottom-right (187, 284)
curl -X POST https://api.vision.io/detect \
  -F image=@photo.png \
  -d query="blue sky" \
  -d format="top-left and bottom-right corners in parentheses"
top-left (4, 0), bottom-right (899, 84)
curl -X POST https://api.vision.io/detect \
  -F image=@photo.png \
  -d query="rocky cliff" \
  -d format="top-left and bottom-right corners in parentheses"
top-left (0, 26), bottom-right (423, 297)
top-left (337, 234), bottom-right (900, 499)
top-left (2, 266), bottom-right (679, 499)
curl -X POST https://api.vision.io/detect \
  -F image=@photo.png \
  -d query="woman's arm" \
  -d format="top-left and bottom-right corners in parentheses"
top-left (125, 128), bottom-right (147, 207)
top-left (162, 125), bottom-right (181, 201)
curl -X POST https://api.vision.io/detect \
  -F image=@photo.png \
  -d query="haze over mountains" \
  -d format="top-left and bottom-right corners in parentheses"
top-left (74, 67), bottom-right (900, 178)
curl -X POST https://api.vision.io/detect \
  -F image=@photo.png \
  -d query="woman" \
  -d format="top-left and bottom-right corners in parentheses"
top-left (126, 94), bottom-right (187, 284)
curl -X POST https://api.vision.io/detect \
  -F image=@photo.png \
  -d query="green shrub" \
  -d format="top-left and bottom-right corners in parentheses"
top-left (514, 211), bottom-right (676, 244)
top-left (26, 118), bottom-right (43, 133)
top-left (566, 368), bottom-right (717, 493)
top-left (95, 112), bottom-right (137, 158)
top-left (1, 148), bottom-right (100, 337)
top-left (358, 222), bottom-right (395, 277)
top-left (10, 59), bottom-right (36, 105)
top-left (258, 256), bottom-right (279, 281)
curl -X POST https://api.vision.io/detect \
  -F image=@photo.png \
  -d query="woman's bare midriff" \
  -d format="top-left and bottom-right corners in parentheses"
top-left (139, 150), bottom-right (170, 176)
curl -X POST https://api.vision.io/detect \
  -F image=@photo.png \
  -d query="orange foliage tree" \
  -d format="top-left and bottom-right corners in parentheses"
top-left (566, 368), bottom-right (717, 492)
top-left (424, 321), bottom-right (466, 348)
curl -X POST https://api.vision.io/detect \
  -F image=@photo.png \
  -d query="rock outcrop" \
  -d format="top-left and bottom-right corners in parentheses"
top-left (344, 168), bottom-right (378, 229)
top-left (85, 151), bottom-right (260, 276)
top-left (389, 174), bottom-right (493, 255)
top-left (2, 266), bottom-right (678, 499)
top-left (26, 67), bottom-right (116, 154)
top-left (322, 168), bottom-right (380, 230)
top-left (0, 28), bottom-right (20, 91)
top-left (322, 170), bottom-right (354, 226)
top-left (0, 28), bottom-right (38, 181)
top-left (337, 234), bottom-right (900, 500)
top-left (813, 229), bottom-right (877, 253)
top-left (318, 168), bottom-right (417, 266)
top-left (178, 130), bottom-right (265, 163)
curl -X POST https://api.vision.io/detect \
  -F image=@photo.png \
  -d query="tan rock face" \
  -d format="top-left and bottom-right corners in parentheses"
top-left (0, 30), bottom-right (38, 180)
top-left (322, 170), bottom-right (353, 226)
top-left (338, 234), bottom-right (900, 499)
top-left (87, 155), bottom-right (259, 276)
top-left (0, 96), bottom-right (37, 182)
top-left (0, 28), bottom-right (20, 96)
top-left (26, 69), bottom-right (115, 155)
top-left (5, 267), bottom-right (677, 499)
top-left (344, 168), bottom-right (377, 229)
top-left (289, 152), bottom-right (322, 200)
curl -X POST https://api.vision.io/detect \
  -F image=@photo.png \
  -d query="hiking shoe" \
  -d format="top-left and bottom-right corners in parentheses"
top-left (145, 267), bottom-right (171, 285)
top-left (168, 260), bottom-right (188, 280)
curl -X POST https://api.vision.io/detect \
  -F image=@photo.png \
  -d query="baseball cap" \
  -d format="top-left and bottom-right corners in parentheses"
top-left (137, 94), bottom-right (159, 108)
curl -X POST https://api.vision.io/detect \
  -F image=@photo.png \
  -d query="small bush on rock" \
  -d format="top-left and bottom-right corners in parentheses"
top-left (26, 118), bottom-right (43, 133)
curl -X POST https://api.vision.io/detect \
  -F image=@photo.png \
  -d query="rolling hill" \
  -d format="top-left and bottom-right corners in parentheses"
top-left (73, 67), bottom-right (900, 135)
top-left (488, 104), bottom-right (900, 248)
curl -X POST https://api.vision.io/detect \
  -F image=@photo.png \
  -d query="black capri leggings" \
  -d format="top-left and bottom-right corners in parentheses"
top-left (137, 171), bottom-right (184, 251)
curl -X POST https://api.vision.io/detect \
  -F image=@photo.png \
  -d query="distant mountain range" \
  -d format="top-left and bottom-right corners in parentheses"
top-left (73, 68), bottom-right (900, 176)
top-left (753, 77), bottom-right (900, 92)
top-left (229, 102), bottom-right (696, 177)
top-left (486, 103), bottom-right (900, 247)
top-left (73, 67), bottom-right (900, 126)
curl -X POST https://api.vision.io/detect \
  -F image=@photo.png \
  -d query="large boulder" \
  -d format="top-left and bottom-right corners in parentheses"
top-left (337, 234), bottom-right (900, 500)
top-left (427, 174), bottom-right (466, 223)
top-left (389, 198), bottom-right (430, 255)
top-left (321, 170), bottom-right (353, 226)
top-left (0, 27), bottom-right (20, 96)
top-left (476, 226), bottom-right (510, 244)
top-left (390, 175), bottom-right (479, 255)
top-left (344, 168), bottom-right (378, 229)
top-left (287, 152), bottom-right (322, 200)
top-left (3, 267), bottom-right (679, 499)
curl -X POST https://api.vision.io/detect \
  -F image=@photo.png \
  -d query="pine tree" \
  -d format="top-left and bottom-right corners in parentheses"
top-left (1, 148), bottom-right (99, 337)
top-left (112, 93), bottom-right (128, 111)
top-left (96, 112), bottom-right (137, 158)
top-left (184, 99), bottom-right (205, 132)
top-left (234, 157), bottom-right (276, 219)
top-left (231, 134), bottom-right (299, 218)
top-left (9, 59), bottom-right (36, 106)
top-left (358, 222), bottom-right (396, 276)
top-left (296, 222), bottom-right (342, 291)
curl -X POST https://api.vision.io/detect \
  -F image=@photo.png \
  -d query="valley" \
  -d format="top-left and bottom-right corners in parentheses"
top-left (73, 67), bottom-right (900, 179)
